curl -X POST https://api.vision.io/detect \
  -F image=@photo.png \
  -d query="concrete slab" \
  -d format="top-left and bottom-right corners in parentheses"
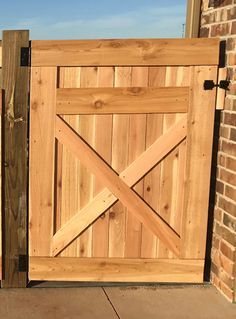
top-left (0, 287), bottom-right (117, 319)
top-left (105, 285), bottom-right (236, 319)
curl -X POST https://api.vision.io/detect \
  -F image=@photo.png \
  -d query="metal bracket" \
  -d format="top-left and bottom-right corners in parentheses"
top-left (18, 255), bottom-right (28, 272)
top-left (20, 47), bottom-right (30, 67)
top-left (203, 80), bottom-right (230, 91)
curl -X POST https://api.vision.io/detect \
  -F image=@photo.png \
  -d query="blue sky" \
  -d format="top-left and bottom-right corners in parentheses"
top-left (1, 0), bottom-right (187, 39)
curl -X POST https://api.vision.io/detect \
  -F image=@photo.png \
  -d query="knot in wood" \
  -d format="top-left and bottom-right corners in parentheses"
top-left (111, 41), bottom-right (121, 48)
top-left (94, 100), bottom-right (104, 109)
top-left (130, 87), bottom-right (142, 95)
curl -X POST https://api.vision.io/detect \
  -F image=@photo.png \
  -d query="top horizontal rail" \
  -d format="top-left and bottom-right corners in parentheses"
top-left (31, 38), bottom-right (220, 67)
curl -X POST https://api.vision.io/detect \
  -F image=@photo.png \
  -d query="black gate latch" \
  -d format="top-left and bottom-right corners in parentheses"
top-left (204, 80), bottom-right (230, 91)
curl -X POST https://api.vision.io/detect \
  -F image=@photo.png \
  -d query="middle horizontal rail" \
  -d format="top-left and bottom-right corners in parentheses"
top-left (56, 86), bottom-right (189, 114)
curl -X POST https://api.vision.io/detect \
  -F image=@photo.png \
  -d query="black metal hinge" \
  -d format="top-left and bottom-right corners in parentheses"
top-left (203, 80), bottom-right (230, 91)
top-left (18, 255), bottom-right (28, 272)
top-left (20, 47), bottom-right (31, 67)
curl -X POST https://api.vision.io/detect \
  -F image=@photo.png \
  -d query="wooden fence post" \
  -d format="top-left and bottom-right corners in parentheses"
top-left (1, 30), bottom-right (30, 287)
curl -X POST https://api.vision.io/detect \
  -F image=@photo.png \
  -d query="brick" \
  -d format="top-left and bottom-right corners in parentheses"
top-left (216, 180), bottom-right (224, 194)
top-left (232, 99), bottom-right (236, 111)
top-left (218, 153), bottom-right (226, 167)
top-left (211, 23), bottom-right (230, 36)
top-left (224, 112), bottom-right (236, 126)
top-left (216, 8), bottom-right (228, 22)
top-left (220, 240), bottom-right (235, 261)
top-left (227, 7), bottom-right (236, 20)
top-left (229, 83), bottom-right (236, 95)
top-left (200, 27), bottom-right (210, 37)
top-left (219, 280), bottom-right (234, 301)
top-left (215, 222), bottom-right (236, 246)
top-left (211, 272), bottom-right (220, 288)
top-left (226, 156), bottom-right (236, 171)
top-left (227, 68), bottom-right (236, 81)
top-left (230, 128), bottom-right (236, 142)
top-left (224, 97), bottom-right (233, 110)
top-left (222, 140), bottom-right (236, 157)
top-left (214, 207), bottom-right (223, 221)
top-left (225, 184), bottom-right (236, 201)
top-left (212, 249), bottom-right (235, 276)
top-left (220, 125), bottom-right (229, 138)
top-left (223, 213), bottom-right (236, 231)
top-left (232, 21), bottom-right (236, 34)
top-left (226, 37), bottom-right (236, 51)
top-left (219, 168), bottom-right (236, 186)
top-left (227, 52), bottom-right (236, 65)
top-left (211, 260), bottom-right (234, 288)
top-left (209, 0), bottom-right (233, 7)
top-left (219, 196), bottom-right (236, 216)
top-left (212, 233), bottom-right (220, 249)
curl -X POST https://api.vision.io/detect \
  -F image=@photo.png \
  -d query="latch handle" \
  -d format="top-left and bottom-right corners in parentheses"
top-left (204, 80), bottom-right (230, 91)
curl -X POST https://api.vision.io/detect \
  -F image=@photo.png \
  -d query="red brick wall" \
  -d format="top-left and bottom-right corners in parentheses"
top-left (200, 0), bottom-right (236, 302)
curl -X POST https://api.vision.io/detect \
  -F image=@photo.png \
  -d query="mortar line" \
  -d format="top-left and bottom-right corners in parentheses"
top-left (102, 287), bottom-right (121, 319)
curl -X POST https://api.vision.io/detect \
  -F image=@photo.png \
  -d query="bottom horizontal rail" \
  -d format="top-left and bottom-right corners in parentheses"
top-left (29, 257), bottom-right (204, 283)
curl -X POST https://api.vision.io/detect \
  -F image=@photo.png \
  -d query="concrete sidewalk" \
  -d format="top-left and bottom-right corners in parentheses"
top-left (0, 285), bottom-right (235, 318)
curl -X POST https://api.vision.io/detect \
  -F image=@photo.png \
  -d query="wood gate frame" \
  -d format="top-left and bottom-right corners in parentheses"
top-left (0, 30), bottom-right (226, 287)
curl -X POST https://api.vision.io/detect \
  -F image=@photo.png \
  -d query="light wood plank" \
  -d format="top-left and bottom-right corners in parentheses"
top-left (181, 66), bottom-right (218, 259)
top-left (77, 67), bottom-right (97, 257)
top-left (56, 87), bottom-right (189, 114)
top-left (125, 67), bottom-right (148, 258)
top-left (157, 67), bottom-right (179, 258)
top-left (29, 67), bottom-right (57, 256)
top-left (31, 38), bottom-right (220, 66)
top-left (29, 257), bottom-right (204, 282)
top-left (59, 67), bottom-right (81, 257)
top-left (216, 67), bottom-right (227, 110)
top-left (52, 116), bottom-right (187, 256)
top-left (109, 67), bottom-right (131, 258)
top-left (92, 67), bottom-right (113, 257)
top-left (141, 67), bottom-right (166, 258)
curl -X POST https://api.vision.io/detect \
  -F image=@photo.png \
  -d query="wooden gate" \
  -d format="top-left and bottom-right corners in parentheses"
top-left (29, 38), bottom-right (220, 282)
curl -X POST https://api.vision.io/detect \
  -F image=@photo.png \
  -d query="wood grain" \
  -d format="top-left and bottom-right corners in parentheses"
top-left (125, 67), bottom-right (148, 258)
top-left (142, 67), bottom-right (165, 258)
top-left (2, 30), bottom-right (29, 288)
top-left (56, 87), bottom-right (189, 114)
top-left (181, 66), bottom-right (218, 259)
top-left (29, 67), bottom-right (57, 257)
top-left (58, 66), bottom-right (81, 257)
top-left (92, 67), bottom-right (113, 257)
top-left (52, 116), bottom-right (187, 256)
top-left (77, 67), bottom-right (97, 257)
top-left (29, 257), bottom-right (204, 282)
top-left (109, 67), bottom-right (131, 257)
top-left (31, 38), bottom-right (220, 66)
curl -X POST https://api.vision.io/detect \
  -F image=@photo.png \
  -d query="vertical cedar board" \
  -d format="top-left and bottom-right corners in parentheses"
top-left (181, 66), bottom-right (218, 259)
top-left (29, 67), bottom-right (57, 257)
top-left (1, 30), bottom-right (29, 287)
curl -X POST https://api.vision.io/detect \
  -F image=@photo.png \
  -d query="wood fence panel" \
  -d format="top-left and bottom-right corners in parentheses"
top-left (28, 38), bottom-right (220, 283)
